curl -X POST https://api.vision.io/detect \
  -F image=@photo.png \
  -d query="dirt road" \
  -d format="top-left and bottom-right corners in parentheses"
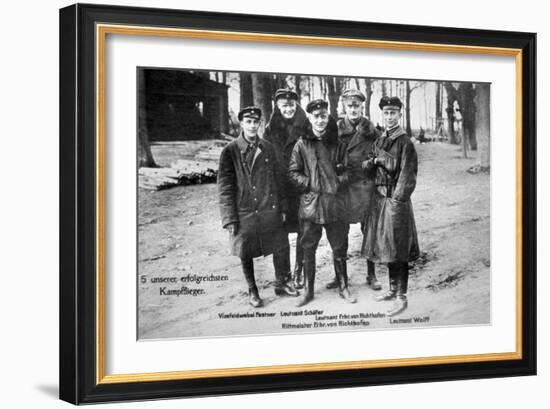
top-left (138, 142), bottom-right (490, 339)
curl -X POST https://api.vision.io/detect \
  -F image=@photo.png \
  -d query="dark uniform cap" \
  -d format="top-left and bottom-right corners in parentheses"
top-left (238, 106), bottom-right (262, 121)
top-left (379, 96), bottom-right (403, 110)
top-left (306, 99), bottom-right (329, 113)
top-left (274, 88), bottom-right (299, 101)
top-left (342, 88), bottom-right (366, 102)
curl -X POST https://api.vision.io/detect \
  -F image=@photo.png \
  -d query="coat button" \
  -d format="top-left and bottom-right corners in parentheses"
top-left (252, 186), bottom-right (256, 190)
top-left (255, 210), bottom-right (259, 213)
top-left (272, 205), bottom-right (276, 209)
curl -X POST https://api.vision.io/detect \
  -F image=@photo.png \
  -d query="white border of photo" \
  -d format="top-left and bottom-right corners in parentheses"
top-left (104, 33), bottom-right (516, 375)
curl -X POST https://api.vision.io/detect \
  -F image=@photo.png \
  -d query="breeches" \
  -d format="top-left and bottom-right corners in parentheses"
top-left (300, 220), bottom-right (348, 260)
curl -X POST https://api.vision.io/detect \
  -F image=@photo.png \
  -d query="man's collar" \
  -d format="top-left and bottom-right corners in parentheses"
top-left (385, 125), bottom-right (406, 140)
top-left (236, 133), bottom-right (259, 152)
top-left (311, 128), bottom-right (326, 140)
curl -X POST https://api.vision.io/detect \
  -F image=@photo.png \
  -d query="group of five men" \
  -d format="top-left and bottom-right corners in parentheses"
top-left (218, 87), bottom-right (419, 317)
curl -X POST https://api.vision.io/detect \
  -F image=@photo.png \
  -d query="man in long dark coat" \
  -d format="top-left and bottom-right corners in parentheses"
top-left (325, 89), bottom-right (382, 291)
top-left (218, 106), bottom-right (299, 308)
top-left (289, 99), bottom-right (356, 307)
top-left (264, 89), bottom-right (308, 290)
top-left (361, 96), bottom-right (420, 316)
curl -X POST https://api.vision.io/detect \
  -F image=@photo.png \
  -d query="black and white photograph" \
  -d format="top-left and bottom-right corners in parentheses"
top-left (137, 68), bottom-right (491, 340)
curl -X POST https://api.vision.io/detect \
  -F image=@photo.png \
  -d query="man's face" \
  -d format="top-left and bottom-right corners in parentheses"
top-left (241, 117), bottom-right (260, 138)
top-left (276, 98), bottom-right (297, 119)
top-left (308, 109), bottom-right (329, 133)
top-left (382, 107), bottom-right (402, 129)
top-left (343, 97), bottom-right (363, 121)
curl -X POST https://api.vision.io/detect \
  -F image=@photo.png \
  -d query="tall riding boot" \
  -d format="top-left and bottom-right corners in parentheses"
top-left (296, 254), bottom-right (315, 307)
top-left (273, 248), bottom-right (299, 297)
top-left (366, 260), bottom-right (382, 290)
top-left (325, 274), bottom-right (339, 290)
top-left (375, 262), bottom-right (398, 301)
top-left (241, 258), bottom-right (263, 308)
top-left (334, 257), bottom-right (357, 303)
top-left (386, 262), bottom-right (409, 316)
top-left (293, 240), bottom-right (305, 290)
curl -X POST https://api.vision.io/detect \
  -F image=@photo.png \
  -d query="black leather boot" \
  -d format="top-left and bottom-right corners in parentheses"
top-left (274, 278), bottom-right (299, 297)
top-left (326, 257), bottom-right (340, 290)
top-left (386, 263), bottom-right (409, 316)
top-left (366, 260), bottom-right (382, 290)
top-left (375, 262), bottom-right (397, 301)
top-left (273, 249), bottom-right (299, 297)
top-left (248, 286), bottom-right (263, 308)
top-left (296, 254), bottom-right (315, 307)
top-left (293, 230), bottom-right (305, 289)
top-left (293, 260), bottom-right (304, 290)
top-left (334, 257), bottom-right (356, 303)
top-left (242, 258), bottom-right (263, 308)
top-left (325, 275), bottom-right (339, 290)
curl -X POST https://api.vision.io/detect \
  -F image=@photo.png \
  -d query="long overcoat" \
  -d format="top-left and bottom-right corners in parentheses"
top-left (264, 106), bottom-right (308, 232)
top-left (288, 119), bottom-right (349, 225)
top-left (362, 126), bottom-right (420, 263)
top-left (218, 134), bottom-right (288, 259)
top-left (337, 116), bottom-right (380, 224)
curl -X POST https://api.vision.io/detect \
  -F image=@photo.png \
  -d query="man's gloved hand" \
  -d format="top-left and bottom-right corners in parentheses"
top-left (226, 222), bottom-right (239, 236)
top-left (361, 158), bottom-right (375, 170)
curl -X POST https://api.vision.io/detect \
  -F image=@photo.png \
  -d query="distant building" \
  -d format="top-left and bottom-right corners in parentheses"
top-left (139, 69), bottom-right (229, 141)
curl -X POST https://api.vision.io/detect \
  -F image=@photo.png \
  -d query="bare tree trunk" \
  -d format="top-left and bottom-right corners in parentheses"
top-left (475, 83), bottom-right (491, 170)
top-left (239, 72), bottom-right (253, 109)
top-left (457, 82), bottom-right (477, 152)
top-left (295, 75), bottom-right (301, 100)
top-left (364, 78), bottom-right (373, 120)
top-left (381, 80), bottom-right (387, 97)
top-left (327, 77), bottom-right (339, 118)
top-left (274, 74), bottom-right (287, 90)
top-left (405, 81), bottom-right (412, 136)
top-left (137, 69), bottom-right (157, 168)
top-left (251, 73), bottom-right (273, 124)
top-left (444, 82), bottom-right (459, 144)
top-left (435, 82), bottom-right (443, 133)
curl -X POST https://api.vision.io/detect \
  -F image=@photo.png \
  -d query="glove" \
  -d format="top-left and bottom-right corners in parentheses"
top-left (361, 158), bottom-right (375, 170)
top-left (226, 222), bottom-right (239, 236)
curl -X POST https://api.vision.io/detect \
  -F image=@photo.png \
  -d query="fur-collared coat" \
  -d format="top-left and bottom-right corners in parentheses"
top-left (264, 105), bottom-right (308, 232)
top-left (337, 116), bottom-right (380, 223)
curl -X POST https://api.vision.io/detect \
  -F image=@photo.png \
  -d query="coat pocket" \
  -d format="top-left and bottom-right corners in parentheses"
top-left (299, 191), bottom-right (319, 220)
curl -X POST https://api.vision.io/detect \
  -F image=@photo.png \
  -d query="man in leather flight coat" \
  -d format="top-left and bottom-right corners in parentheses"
top-left (288, 99), bottom-right (356, 307)
top-left (325, 88), bottom-right (383, 292)
top-left (361, 97), bottom-right (420, 316)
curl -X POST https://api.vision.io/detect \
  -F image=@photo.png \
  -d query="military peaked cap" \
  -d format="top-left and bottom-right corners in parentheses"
top-left (238, 106), bottom-right (262, 121)
top-left (274, 88), bottom-right (299, 101)
top-left (379, 96), bottom-right (403, 110)
top-left (342, 89), bottom-right (366, 102)
top-left (306, 99), bottom-right (329, 113)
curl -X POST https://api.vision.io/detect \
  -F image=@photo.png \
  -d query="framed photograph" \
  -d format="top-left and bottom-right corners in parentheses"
top-left (59, 3), bottom-right (536, 405)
